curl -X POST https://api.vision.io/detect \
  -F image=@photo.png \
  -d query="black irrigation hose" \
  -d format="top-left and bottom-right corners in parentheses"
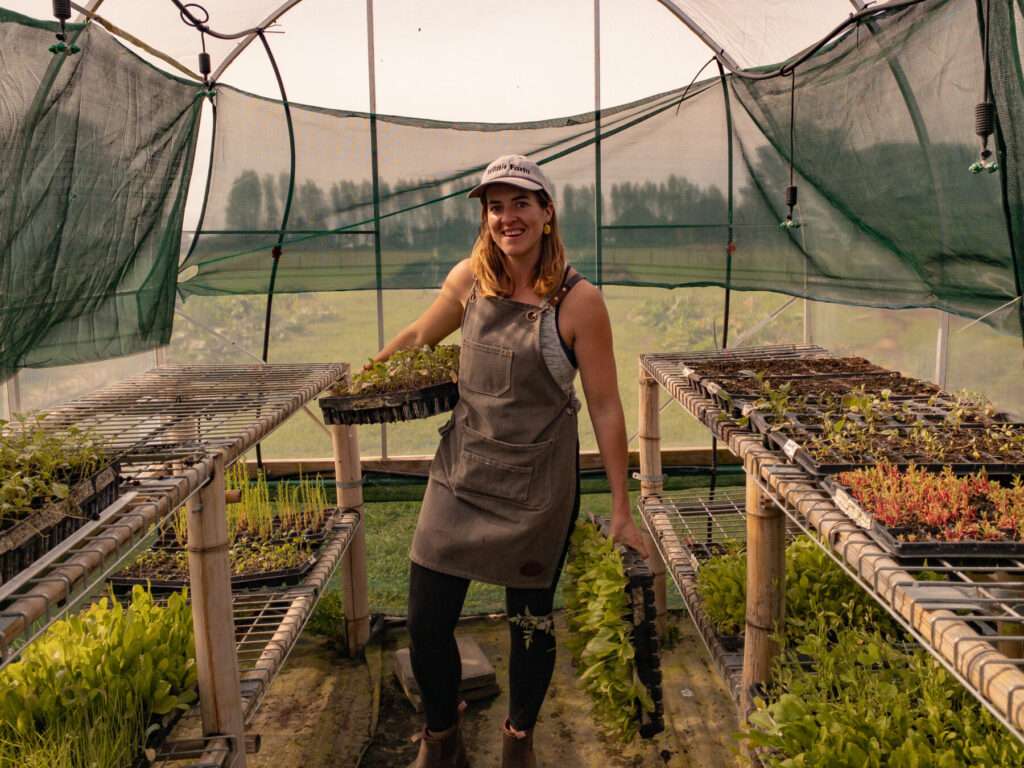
top-left (167, 0), bottom-right (272, 40)
top-left (259, 26), bottom-right (296, 367)
top-left (254, 28), bottom-right (297, 470)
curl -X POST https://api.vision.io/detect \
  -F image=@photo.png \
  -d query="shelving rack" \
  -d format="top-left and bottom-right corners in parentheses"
top-left (636, 346), bottom-right (1024, 747)
top-left (0, 364), bottom-right (367, 768)
top-left (641, 487), bottom-right (801, 701)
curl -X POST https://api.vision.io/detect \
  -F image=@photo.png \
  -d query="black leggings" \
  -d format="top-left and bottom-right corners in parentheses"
top-left (407, 473), bottom-right (580, 733)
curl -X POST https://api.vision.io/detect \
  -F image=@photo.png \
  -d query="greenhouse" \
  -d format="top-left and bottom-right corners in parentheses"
top-left (2, 0), bottom-right (1024, 765)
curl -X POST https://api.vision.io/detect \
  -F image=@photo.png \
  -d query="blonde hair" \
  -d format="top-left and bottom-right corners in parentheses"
top-left (469, 189), bottom-right (567, 298)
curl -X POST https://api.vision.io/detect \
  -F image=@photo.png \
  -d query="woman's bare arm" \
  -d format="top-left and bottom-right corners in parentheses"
top-left (366, 259), bottom-right (475, 367)
top-left (562, 281), bottom-right (649, 558)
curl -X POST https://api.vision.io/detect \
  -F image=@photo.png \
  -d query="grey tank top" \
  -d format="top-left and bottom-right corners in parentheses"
top-left (539, 311), bottom-right (577, 391)
top-left (538, 270), bottom-right (581, 410)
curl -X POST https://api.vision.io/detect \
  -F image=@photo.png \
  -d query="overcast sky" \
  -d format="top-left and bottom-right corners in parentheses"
top-left (5, 0), bottom-right (725, 120)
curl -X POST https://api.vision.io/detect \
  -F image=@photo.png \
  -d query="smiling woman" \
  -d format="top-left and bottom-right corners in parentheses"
top-left (361, 153), bottom-right (648, 768)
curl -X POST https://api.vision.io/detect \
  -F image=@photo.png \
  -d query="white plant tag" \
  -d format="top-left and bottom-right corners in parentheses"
top-left (833, 487), bottom-right (872, 529)
top-left (706, 382), bottom-right (722, 395)
top-left (782, 439), bottom-right (799, 459)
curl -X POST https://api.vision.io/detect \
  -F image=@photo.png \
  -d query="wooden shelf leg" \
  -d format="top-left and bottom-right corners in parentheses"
top-left (332, 423), bottom-right (370, 655)
top-left (739, 470), bottom-right (786, 723)
top-left (187, 453), bottom-right (246, 768)
top-left (638, 361), bottom-right (668, 638)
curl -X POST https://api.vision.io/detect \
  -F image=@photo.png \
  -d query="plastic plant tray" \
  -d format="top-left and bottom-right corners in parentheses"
top-left (821, 476), bottom-right (1024, 563)
top-left (0, 461), bottom-right (120, 582)
top-left (618, 541), bottom-right (665, 739)
top-left (654, 344), bottom-right (828, 364)
top-left (111, 509), bottom-right (342, 593)
top-left (700, 372), bottom-right (943, 416)
top-left (318, 381), bottom-right (458, 425)
top-left (596, 516), bottom-right (664, 739)
top-left (745, 403), bottom-right (1016, 436)
top-left (681, 356), bottom-right (886, 384)
top-left (153, 511), bottom-right (335, 550)
top-left (108, 556), bottom-right (318, 593)
top-left (760, 421), bottom-right (1024, 478)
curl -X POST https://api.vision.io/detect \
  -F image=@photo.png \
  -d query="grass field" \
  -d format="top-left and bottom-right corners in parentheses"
top-left (9, 275), bottom-right (1023, 619)
top-left (9, 283), bottom-right (1024, 459)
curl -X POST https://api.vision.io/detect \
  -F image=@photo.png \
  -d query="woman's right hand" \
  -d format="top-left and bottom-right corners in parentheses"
top-left (364, 259), bottom-right (474, 366)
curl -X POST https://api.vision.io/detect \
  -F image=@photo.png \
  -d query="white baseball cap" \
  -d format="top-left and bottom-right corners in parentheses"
top-left (467, 154), bottom-right (554, 199)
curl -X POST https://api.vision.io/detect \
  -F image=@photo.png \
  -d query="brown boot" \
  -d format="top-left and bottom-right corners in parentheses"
top-left (500, 717), bottom-right (537, 768)
top-left (407, 703), bottom-right (470, 768)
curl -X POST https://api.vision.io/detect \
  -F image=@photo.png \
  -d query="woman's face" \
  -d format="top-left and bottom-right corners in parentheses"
top-left (484, 183), bottom-right (554, 262)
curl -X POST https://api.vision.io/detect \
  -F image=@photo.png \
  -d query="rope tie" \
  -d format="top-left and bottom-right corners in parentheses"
top-left (632, 471), bottom-right (667, 484)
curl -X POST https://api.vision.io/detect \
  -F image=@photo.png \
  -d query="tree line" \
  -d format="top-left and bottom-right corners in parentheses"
top-left (221, 169), bottom-right (729, 252)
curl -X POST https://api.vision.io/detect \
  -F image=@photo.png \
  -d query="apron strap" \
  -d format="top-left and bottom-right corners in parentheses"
top-left (547, 271), bottom-right (585, 309)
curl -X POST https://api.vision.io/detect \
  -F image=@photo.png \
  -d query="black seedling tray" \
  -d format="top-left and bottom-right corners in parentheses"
top-left (108, 556), bottom-right (317, 593)
top-left (763, 422), bottom-right (1024, 479)
top-left (701, 372), bottom-right (943, 417)
top-left (319, 381), bottom-right (458, 425)
top-left (154, 511), bottom-right (335, 550)
top-left (0, 461), bottom-right (120, 582)
top-left (112, 509), bottom-right (342, 593)
top-left (659, 344), bottom-right (828, 365)
top-left (619, 542), bottom-right (664, 739)
top-left (821, 476), bottom-right (1024, 564)
top-left (596, 516), bottom-right (664, 738)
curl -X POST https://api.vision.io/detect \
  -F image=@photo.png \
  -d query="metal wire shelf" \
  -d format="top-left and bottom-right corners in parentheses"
top-left (641, 345), bottom-right (1024, 744)
top-left (6, 364), bottom-right (345, 473)
top-left (0, 364), bottom-right (347, 666)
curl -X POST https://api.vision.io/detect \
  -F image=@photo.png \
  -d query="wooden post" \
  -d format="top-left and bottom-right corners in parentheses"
top-left (638, 361), bottom-right (668, 637)
top-left (989, 570), bottom-right (1024, 658)
top-left (187, 453), bottom-right (246, 768)
top-left (739, 469), bottom-right (786, 721)
top-left (332, 422), bottom-right (370, 655)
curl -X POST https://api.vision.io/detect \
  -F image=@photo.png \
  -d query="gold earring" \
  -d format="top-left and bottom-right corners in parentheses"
top-left (543, 224), bottom-right (551, 235)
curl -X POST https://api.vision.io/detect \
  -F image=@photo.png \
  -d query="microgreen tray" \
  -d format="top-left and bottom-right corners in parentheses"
top-left (821, 475), bottom-right (1024, 563)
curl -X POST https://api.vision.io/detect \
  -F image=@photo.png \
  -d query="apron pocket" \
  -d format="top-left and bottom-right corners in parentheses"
top-left (451, 425), bottom-right (551, 510)
top-left (460, 339), bottom-right (513, 397)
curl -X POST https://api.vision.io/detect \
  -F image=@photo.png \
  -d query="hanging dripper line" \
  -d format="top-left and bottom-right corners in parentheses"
top-left (970, 0), bottom-right (998, 174)
top-left (781, 70), bottom-right (801, 230)
top-left (50, 0), bottom-right (80, 54)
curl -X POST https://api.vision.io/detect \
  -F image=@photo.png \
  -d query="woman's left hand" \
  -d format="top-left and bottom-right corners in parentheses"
top-left (610, 514), bottom-right (650, 559)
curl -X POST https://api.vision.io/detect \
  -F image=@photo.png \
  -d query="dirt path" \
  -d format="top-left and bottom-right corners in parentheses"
top-left (246, 610), bottom-right (739, 767)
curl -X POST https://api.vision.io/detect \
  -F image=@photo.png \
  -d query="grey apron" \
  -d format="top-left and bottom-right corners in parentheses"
top-left (410, 276), bottom-right (580, 588)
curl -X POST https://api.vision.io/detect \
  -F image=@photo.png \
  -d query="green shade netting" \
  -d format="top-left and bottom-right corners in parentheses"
top-left (3, 0), bottom-right (1024, 381)
top-left (0, 11), bottom-right (201, 381)
top-left (178, 0), bottom-right (1023, 339)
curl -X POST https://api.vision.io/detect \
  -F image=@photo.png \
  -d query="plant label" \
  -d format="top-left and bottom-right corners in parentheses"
top-left (832, 487), bottom-right (872, 529)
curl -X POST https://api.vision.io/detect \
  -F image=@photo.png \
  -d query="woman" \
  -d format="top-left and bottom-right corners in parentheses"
top-left (369, 154), bottom-right (648, 768)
